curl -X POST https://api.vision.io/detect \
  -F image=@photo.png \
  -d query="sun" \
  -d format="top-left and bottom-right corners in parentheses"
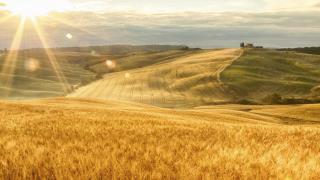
top-left (3, 0), bottom-right (72, 18)
top-left (0, 0), bottom-right (74, 96)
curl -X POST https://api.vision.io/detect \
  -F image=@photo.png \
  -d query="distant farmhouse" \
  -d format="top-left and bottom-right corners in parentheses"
top-left (240, 42), bottom-right (263, 49)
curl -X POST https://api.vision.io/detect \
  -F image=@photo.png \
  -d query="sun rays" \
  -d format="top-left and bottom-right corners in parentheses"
top-left (0, 16), bottom-right (71, 97)
top-left (0, 17), bottom-right (25, 97)
top-left (0, 13), bottom-right (13, 24)
top-left (31, 18), bottom-right (72, 93)
top-left (0, 0), bottom-right (111, 98)
top-left (0, 10), bottom-right (110, 98)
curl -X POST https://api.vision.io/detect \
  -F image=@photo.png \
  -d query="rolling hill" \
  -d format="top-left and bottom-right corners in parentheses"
top-left (2, 46), bottom-right (320, 106)
top-left (0, 45), bottom-right (187, 99)
top-left (0, 49), bottom-right (96, 99)
top-left (68, 48), bottom-right (243, 107)
top-left (69, 48), bottom-right (320, 106)
top-left (221, 48), bottom-right (320, 102)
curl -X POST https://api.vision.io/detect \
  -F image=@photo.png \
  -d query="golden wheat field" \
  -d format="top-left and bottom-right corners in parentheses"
top-left (1, 0), bottom-right (320, 179)
top-left (0, 97), bottom-right (320, 179)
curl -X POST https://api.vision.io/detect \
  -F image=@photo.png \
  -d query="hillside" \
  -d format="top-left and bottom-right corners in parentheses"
top-left (0, 49), bottom-right (96, 99)
top-left (2, 46), bottom-right (320, 106)
top-left (68, 49), bottom-right (242, 107)
top-left (89, 50), bottom-right (198, 75)
top-left (221, 48), bottom-right (320, 102)
top-left (0, 45), bottom-right (188, 100)
top-left (1, 98), bottom-right (320, 179)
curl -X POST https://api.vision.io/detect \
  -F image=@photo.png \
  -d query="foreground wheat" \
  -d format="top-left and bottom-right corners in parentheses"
top-left (0, 98), bottom-right (320, 179)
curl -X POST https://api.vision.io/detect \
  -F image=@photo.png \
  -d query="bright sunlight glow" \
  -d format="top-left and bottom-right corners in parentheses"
top-left (0, 0), bottom-right (73, 96)
top-left (3, 0), bottom-right (73, 18)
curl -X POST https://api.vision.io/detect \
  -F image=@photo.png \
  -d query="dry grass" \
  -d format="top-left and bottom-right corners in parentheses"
top-left (1, 98), bottom-right (320, 179)
top-left (68, 49), bottom-right (242, 107)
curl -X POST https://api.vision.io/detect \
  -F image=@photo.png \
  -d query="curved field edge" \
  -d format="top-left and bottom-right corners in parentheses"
top-left (0, 98), bottom-right (320, 179)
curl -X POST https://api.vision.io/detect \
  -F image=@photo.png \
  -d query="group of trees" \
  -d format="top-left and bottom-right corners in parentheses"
top-left (236, 88), bottom-right (320, 105)
top-left (279, 47), bottom-right (320, 55)
top-left (261, 93), bottom-right (320, 105)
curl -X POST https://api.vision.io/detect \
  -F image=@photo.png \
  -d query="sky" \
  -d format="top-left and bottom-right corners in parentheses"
top-left (68, 0), bottom-right (319, 12)
top-left (0, 0), bottom-right (319, 49)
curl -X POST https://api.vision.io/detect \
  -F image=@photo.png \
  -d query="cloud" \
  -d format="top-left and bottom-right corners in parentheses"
top-left (0, 9), bottom-right (320, 49)
top-left (43, 11), bottom-right (320, 30)
top-left (69, 0), bottom-right (319, 12)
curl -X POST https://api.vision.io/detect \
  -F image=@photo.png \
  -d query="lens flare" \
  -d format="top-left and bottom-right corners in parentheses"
top-left (25, 58), bottom-right (40, 72)
top-left (66, 33), bottom-right (73, 39)
top-left (106, 60), bottom-right (116, 69)
top-left (0, 17), bottom-right (26, 97)
top-left (0, 1), bottom-right (74, 97)
top-left (31, 19), bottom-right (71, 93)
top-left (91, 50), bottom-right (99, 56)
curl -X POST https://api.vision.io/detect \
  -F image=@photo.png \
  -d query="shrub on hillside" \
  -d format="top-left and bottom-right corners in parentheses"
top-left (279, 47), bottom-right (320, 55)
top-left (281, 97), bottom-right (313, 105)
top-left (261, 93), bottom-right (320, 105)
top-left (180, 46), bottom-right (190, 50)
top-left (236, 99), bottom-right (259, 105)
top-left (262, 93), bottom-right (283, 105)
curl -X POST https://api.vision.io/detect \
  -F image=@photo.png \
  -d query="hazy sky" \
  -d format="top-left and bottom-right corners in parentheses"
top-left (0, 0), bottom-right (319, 49)
top-left (68, 0), bottom-right (319, 12)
